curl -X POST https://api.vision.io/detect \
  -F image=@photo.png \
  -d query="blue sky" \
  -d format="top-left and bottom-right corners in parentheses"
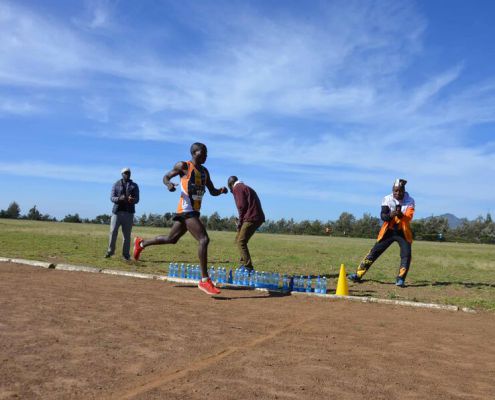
top-left (1, 0), bottom-right (494, 221)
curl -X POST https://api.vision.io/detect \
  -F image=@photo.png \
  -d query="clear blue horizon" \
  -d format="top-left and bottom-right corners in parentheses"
top-left (1, 0), bottom-right (494, 221)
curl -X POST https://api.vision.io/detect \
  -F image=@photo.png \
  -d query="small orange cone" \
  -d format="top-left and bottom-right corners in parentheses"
top-left (335, 263), bottom-right (349, 296)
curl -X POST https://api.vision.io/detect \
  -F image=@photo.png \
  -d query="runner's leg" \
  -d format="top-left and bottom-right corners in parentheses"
top-left (142, 221), bottom-right (187, 247)
top-left (184, 217), bottom-right (209, 278)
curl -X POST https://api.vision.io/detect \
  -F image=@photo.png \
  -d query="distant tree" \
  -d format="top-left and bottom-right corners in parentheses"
top-left (62, 213), bottom-right (82, 223)
top-left (334, 212), bottom-right (356, 236)
top-left (93, 214), bottom-right (112, 224)
top-left (26, 205), bottom-right (42, 220)
top-left (138, 213), bottom-right (148, 226)
top-left (353, 213), bottom-right (381, 238)
top-left (207, 212), bottom-right (221, 231)
top-left (486, 213), bottom-right (492, 224)
top-left (145, 213), bottom-right (165, 227)
top-left (1, 202), bottom-right (21, 219)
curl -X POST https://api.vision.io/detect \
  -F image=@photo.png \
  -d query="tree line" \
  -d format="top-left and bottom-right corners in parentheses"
top-left (1, 201), bottom-right (494, 244)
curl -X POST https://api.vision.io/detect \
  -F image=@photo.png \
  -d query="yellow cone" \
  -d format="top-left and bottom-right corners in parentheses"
top-left (335, 263), bottom-right (349, 296)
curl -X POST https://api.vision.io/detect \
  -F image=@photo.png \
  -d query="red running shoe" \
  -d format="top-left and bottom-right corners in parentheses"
top-left (198, 278), bottom-right (221, 295)
top-left (133, 237), bottom-right (144, 260)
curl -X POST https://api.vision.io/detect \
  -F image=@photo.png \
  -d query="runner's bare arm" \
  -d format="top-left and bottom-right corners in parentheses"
top-left (162, 161), bottom-right (187, 192)
top-left (205, 169), bottom-right (227, 196)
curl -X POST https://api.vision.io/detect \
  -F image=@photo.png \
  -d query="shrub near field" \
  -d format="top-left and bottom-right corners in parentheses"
top-left (0, 219), bottom-right (494, 311)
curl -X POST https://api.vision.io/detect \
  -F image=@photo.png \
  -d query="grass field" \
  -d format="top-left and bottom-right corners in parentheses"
top-left (1, 219), bottom-right (494, 311)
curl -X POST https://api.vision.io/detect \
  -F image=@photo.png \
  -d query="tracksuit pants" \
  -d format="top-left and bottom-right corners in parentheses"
top-left (107, 211), bottom-right (134, 258)
top-left (356, 229), bottom-right (412, 280)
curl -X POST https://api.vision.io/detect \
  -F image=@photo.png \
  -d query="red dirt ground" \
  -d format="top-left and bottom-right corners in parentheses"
top-left (1, 262), bottom-right (494, 400)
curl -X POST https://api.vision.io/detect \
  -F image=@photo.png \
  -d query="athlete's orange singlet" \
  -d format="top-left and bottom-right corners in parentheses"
top-left (176, 161), bottom-right (207, 214)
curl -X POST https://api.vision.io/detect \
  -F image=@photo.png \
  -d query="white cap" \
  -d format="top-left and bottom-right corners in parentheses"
top-left (393, 178), bottom-right (407, 188)
top-left (121, 167), bottom-right (131, 174)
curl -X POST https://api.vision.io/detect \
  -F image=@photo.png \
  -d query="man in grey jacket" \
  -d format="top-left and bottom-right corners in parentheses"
top-left (105, 167), bottom-right (139, 260)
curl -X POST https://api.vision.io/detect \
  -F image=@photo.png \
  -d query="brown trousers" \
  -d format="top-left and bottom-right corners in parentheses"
top-left (235, 221), bottom-right (262, 269)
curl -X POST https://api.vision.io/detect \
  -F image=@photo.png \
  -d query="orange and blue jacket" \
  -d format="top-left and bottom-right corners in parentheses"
top-left (377, 193), bottom-right (415, 243)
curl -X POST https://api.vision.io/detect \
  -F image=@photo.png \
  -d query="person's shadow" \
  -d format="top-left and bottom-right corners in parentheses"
top-left (212, 289), bottom-right (292, 301)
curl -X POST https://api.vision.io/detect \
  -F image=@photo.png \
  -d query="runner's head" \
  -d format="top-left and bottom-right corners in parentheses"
top-left (190, 142), bottom-right (207, 164)
top-left (392, 178), bottom-right (406, 200)
top-left (227, 176), bottom-right (238, 193)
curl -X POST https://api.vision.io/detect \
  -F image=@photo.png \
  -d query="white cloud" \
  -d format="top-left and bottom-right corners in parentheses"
top-left (0, 161), bottom-right (164, 187)
top-left (0, 97), bottom-right (39, 115)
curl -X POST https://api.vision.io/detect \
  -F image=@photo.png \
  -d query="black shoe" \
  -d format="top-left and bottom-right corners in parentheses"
top-left (348, 273), bottom-right (362, 283)
top-left (395, 277), bottom-right (406, 287)
top-left (104, 252), bottom-right (112, 258)
top-left (122, 255), bottom-right (130, 261)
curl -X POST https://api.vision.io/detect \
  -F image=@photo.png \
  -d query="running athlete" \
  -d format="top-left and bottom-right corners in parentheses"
top-left (348, 179), bottom-right (415, 287)
top-left (133, 143), bottom-right (228, 295)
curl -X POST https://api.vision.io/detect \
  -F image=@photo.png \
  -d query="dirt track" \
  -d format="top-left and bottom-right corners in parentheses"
top-left (1, 262), bottom-right (494, 399)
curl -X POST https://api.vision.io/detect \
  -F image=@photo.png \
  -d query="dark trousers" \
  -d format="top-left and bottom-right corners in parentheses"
top-left (107, 212), bottom-right (134, 258)
top-left (357, 229), bottom-right (412, 280)
top-left (235, 221), bottom-right (262, 269)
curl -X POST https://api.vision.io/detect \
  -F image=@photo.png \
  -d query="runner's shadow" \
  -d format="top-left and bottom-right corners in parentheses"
top-left (213, 290), bottom-right (291, 301)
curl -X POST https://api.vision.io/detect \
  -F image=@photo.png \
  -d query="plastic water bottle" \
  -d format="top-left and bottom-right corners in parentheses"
top-left (289, 276), bottom-right (294, 292)
top-left (306, 276), bottom-right (312, 293)
top-left (251, 271), bottom-right (260, 287)
top-left (298, 275), bottom-right (304, 292)
top-left (321, 276), bottom-right (327, 294)
top-left (179, 263), bottom-right (185, 278)
top-left (209, 266), bottom-right (216, 282)
top-left (243, 269), bottom-right (250, 286)
top-left (293, 275), bottom-right (299, 291)
top-left (282, 274), bottom-right (289, 291)
top-left (315, 276), bottom-right (321, 293)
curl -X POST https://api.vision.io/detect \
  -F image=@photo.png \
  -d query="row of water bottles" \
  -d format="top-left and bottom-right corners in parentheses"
top-left (168, 263), bottom-right (231, 283)
top-left (167, 263), bottom-right (327, 294)
top-left (208, 266), bottom-right (230, 283)
top-left (232, 266), bottom-right (291, 290)
top-left (168, 263), bottom-right (202, 280)
top-left (292, 275), bottom-right (327, 294)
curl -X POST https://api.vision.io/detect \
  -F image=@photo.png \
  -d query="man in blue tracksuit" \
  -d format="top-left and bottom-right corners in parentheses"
top-left (105, 167), bottom-right (139, 260)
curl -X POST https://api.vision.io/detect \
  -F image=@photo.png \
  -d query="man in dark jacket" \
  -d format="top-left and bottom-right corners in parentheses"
top-left (227, 176), bottom-right (265, 271)
top-left (105, 167), bottom-right (139, 260)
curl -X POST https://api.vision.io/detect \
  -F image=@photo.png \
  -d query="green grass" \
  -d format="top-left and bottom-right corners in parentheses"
top-left (1, 219), bottom-right (494, 311)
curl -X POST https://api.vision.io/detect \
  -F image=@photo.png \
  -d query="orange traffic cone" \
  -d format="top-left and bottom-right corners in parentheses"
top-left (335, 263), bottom-right (349, 296)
